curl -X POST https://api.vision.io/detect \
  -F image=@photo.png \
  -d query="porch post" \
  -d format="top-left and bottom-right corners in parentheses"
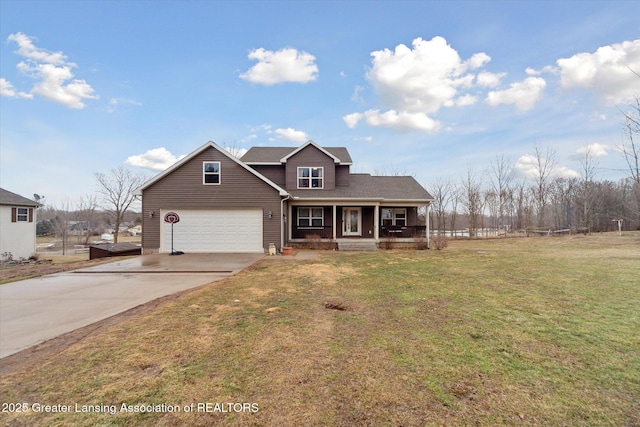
top-left (426, 202), bottom-right (431, 249)
top-left (332, 205), bottom-right (337, 240)
top-left (373, 205), bottom-right (379, 241)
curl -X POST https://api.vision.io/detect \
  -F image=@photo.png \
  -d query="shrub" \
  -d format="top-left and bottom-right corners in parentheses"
top-left (432, 235), bottom-right (449, 250)
top-left (305, 234), bottom-right (323, 250)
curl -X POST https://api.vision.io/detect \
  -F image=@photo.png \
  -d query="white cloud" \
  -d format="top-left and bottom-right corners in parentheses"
top-left (577, 143), bottom-right (609, 157)
top-left (240, 47), bottom-right (318, 85)
top-left (106, 97), bottom-right (142, 113)
top-left (465, 52), bottom-right (491, 69)
top-left (274, 127), bottom-right (308, 143)
top-left (366, 36), bottom-right (487, 115)
top-left (0, 77), bottom-right (32, 99)
top-left (485, 77), bottom-right (546, 111)
top-left (7, 32), bottom-right (69, 66)
top-left (515, 154), bottom-right (579, 179)
top-left (343, 109), bottom-right (440, 132)
top-left (240, 134), bottom-right (257, 144)
top-left (6, 33), bottom-right (97, 109)
top-left (125, 147), bottom-right (186, 171)
top-left (346, 36), bottom-right (496, 132)
top-left (556, 39), bottom-right (640, 105)
top-left (476, 71), bottom-right (505, 88)
top-left (455, 94), bottom-right (477, 107)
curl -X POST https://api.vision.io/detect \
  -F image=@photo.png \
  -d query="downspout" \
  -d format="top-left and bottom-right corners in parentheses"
top-left (426, 201), bottom-right (431, 249)
top-left (280, 194), bottom-right (291, 250)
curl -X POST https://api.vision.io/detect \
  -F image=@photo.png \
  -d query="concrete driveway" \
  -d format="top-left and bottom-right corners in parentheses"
top-left (0, 253), bottom-right (264, 359)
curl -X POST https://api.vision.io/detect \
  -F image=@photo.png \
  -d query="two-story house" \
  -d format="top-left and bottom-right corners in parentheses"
top-left (136, 140), bottom-right (433, 254)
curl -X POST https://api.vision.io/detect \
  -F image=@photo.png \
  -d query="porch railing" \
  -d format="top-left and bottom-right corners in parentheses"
top-left (380, 226), bottom-right (426, 238)
top-left (292, 225), bottom-right (427, 239)
top-left (293, 226), bottom-right (334, 239)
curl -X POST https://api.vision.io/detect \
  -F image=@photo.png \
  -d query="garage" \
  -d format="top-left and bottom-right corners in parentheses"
top-left (160, 209), bottom-right (264, 253)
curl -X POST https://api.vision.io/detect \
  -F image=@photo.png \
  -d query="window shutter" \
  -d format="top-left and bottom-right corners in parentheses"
top-left (29, 208), bottom-right (34, 222)
top-left (11, 207), bottom-right (17, 222)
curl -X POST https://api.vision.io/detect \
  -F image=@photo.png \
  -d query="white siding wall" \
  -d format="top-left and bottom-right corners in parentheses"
top-left (0, 205), bottom-right (37, 260)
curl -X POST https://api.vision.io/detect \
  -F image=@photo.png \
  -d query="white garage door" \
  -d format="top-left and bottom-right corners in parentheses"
top-left (160, 209), bottom-right (263, 253)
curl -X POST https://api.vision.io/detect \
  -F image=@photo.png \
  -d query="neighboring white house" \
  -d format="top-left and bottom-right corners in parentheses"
top-left (0, 188), bottom-right (40, 260)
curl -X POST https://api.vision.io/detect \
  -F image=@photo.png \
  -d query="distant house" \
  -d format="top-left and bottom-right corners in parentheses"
top-left (135, 140), bottom-right (433, 254)
top-left (0, 188), bottom-right (40, 260)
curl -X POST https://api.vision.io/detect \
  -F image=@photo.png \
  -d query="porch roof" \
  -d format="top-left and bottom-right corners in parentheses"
top-left (289, 174), bottom-right (433, 202)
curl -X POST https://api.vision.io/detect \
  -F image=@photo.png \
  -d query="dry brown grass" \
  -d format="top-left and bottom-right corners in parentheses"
top-left (1, 232), bottom-right (639, 426)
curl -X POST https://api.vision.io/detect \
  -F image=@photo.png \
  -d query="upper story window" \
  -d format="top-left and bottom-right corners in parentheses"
top-left (298, 167), bottom-right (323, 189)
top-left (203, 162), bottom-right (221, 185)
top-left (11, 207), bottom-right (32, 223)
top-left (381, 208), bottom-right (406, 226)
top-left (17, 208), bottom-right (29, 222)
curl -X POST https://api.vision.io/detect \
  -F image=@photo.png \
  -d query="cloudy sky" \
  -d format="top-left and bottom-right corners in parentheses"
top-left (1, 1), bottom-right (639, 206)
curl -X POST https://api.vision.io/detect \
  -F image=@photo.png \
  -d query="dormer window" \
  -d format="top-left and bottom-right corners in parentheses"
top-left (298, 167), bottom-right (323, 189)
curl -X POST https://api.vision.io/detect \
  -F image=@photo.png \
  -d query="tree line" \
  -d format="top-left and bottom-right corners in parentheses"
top-left (429, 97), bottom-right (640, 237)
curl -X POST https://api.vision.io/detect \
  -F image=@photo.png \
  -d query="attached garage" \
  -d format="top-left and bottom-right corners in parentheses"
top-left (160, 209), bottom-right (264, 253)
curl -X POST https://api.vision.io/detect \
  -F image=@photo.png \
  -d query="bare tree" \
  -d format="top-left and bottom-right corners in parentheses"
top-left (429, 178), bottom-right (454, 235)
top-left (73, 194), bottom-right (100, 245)
top-left (488, 154), bottom-right (515, 233)
top-left (222, 140), bottom-right (248, 159)
top-left (620, 95), bottom-right (640, 184)
top-left (531, 145), bottom-right (558, 228)
top-left (549, 177), bottom-right (577, 231)
top-left (374, 165), bottom-right (414, 177)
top-left (578, 147), bottom-right (600, 233)
top-left (95, 166), bottom-right (145, 243)
top-left (514, 180), bottom-right (534, 233)
top-left (619, 96), bottom-right (640, 226)
top-left (460, 168), bottom-right (483, 238)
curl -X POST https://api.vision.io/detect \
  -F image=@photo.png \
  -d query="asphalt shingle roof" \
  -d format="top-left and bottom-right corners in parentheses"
top-left (0, 188), bottom-right (40, 206)
top-left (241, 146), bottom-right (353, 164)
top-left (290, 174), bottom-right (433, 201)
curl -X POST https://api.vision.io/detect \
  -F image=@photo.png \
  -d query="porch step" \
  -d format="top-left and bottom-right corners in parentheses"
top-left (337, 240), bottom-right (378, 252)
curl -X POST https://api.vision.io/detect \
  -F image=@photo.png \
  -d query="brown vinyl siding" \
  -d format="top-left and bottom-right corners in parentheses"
top-left (285, 144), bottom-right (336, 190)
top-left (141, 147), bottom-right (282, 252)
top-left (335, 165), bottom-right (350, 186)
top-left (249, 165), bottom-right (286, 187)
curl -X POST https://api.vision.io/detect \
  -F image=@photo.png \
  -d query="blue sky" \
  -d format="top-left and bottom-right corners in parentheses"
top-left (1, 0), bottom-right (639, 207)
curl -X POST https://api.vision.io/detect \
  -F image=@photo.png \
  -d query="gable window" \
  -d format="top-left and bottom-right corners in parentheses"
top-left (381, 208), bottom-right (406, 226)
top-left (298, 167), bottom-right (323, 189)
top-left (203, 162), bottom-right (221, 185)
top-left (297, 207), bottom-right (324, 228)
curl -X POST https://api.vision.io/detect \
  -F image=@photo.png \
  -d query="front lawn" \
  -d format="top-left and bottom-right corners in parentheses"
top-left (1, 233), bottom-right (638, 426)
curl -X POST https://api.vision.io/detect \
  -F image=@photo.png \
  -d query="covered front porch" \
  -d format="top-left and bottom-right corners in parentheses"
top-left (286, 202), bottom-right (429, 249)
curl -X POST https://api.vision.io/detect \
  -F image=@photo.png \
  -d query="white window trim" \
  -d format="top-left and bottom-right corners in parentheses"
top-left (381, 208), bottom-right (407, 226)
top-left (297, 207), bottom-right (324, 228)
top-left (203, 161), bottom-right (221, 185)
top-left (16, 207), bottom-right (29, 222)
top-left (297, 167), bottom-right (324, 189)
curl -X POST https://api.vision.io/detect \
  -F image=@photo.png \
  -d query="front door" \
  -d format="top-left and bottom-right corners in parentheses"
top-left (343, 207), bottom-right (361, 236)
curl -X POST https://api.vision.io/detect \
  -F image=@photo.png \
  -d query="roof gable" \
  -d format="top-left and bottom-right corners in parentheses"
top-left (281, 140), bottom-right (342, 164)
top-left (0, 188), bottom-right (40, 207)
top-left (135, 141), bottom-right (288, 196)
top-left (241, 142), bottom-right (352, 165)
